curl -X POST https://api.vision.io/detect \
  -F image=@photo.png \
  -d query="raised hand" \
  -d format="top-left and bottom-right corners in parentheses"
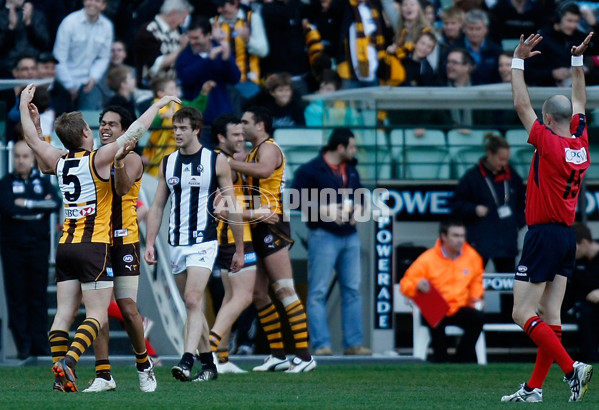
top-left (572, 32), bottom-right (594, 56)
top-left (155, 95), bottom-right (182, 109)
top-left (513, 34), bottom-right (543, 60)
top-left (20, 84), bottom-right (36, 105)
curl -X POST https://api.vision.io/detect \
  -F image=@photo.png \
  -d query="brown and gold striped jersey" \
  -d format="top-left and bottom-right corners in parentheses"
top-left (214, 149), bottom-right (252, 245)
top-left (244, 138), bottom-right (285, 215)
top-left (57, 150), bottom-right (113, 244)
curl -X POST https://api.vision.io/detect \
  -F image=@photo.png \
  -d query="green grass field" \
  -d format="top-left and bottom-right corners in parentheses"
top-left (1, 362), bottom-right (597, 409)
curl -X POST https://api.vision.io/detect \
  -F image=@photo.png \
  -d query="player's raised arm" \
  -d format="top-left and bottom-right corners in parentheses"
top-left (95, 95), bottom-right (182, 169)
top-left (571, 32), bottom-right (593, 116)
top-left (511, 34), bottom-right (543, 134)
top-left (19, 84), bottom-right (63, 173)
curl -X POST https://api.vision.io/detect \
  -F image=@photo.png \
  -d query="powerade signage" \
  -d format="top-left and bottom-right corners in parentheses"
top-left (378, 182), bottom-right (455, 221)
top-left (378, 181), bottom-right (599, 220)
top-left (374, 216), bottom-right (393, 329)
top-left (581, 183), bottom-right (599, 220)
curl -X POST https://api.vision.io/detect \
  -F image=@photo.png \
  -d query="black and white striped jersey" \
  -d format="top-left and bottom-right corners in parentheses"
top-left (163, 148), bottom-right (218, 246)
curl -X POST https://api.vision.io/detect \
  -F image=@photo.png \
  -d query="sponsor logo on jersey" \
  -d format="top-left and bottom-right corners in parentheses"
top-left (565, 147), bottom-right (588, 164)
top-left (188, 176), bottom-right (201, 187)
top-left (123, 254), bottom-right (134, 263)
top-left (114, 229), bottom-right (129, 237)
top-left (168, 176), bottom-right (180, 186)
top-left (64, 204), bottom-right (96, 218)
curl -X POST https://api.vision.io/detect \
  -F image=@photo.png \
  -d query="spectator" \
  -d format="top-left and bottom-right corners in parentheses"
top-left (393, 0), bottom-right (431, 47)
top-left (176, 16), bottom-right (240, 127)
top-left (135, 0), bottom-right (192, 89)
top-left (436, 6), bottom-right (465, 71)
top-left (53, 0), bottom-right (113, 110)
top-left (489, 0), bottom-right (552, 44)
top-left (452, 8), bottom-right (502, 84)
top-left (442, 48), bottom-right (493, 127)
top-left (36, 51), bottom-right (74, 119)
top-left (572, 223), bottom-right (599, 363)
top-left (527, 2), bottom-right (599, 86)
top-left (292, 128), bottom-right (372, 356)
top-left (141, 75), bottom-right (213, 176)
top-left (0, 140), bottom-right (61, 360)
top-left (399, 31), bottom-right (440, 86)
top-left (337, 0), bottom-right (386, 88)
top-left (213, 0), bottom-right (269, 103)
top-left (110, 39), bottom-right (128, 68)
top-left (261, 0), bottom-right (314, 94)
top-left (400, 218), bottom-right (485, 363)
top-left (0, 0), bottom-right (50, 78)
top-left (304, 69), bottom-right (359, 126)
top-left (308, 0), bottom-right (345, 65)
top-left (381, 0), bottom-right (433, 85)
top-left (255, 72), bottom-right (305, 128)
top-left (492, 52), bottom-right (522, 130)
top-left (105, 65), bottom-right (137, 116)
top-left (1, 54), bottom-right (37, 142)
top-left (450, 133), bottom-right (526, 273)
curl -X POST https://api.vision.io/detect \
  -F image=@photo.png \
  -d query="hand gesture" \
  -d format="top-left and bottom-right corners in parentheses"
top-left (82, 77), bottom-right (96, 93)
top-left (115, 140), bottom-right (136, 162)
top-left (572, 32), bottom-right (594, 56)
top-left (513, 34), bottom-right (543, 60)
top-left (254, 205), bottom-right (279, 225)
top-left (28, 102), bottom-right (41, 128)
top-left (22, 2), bottom-right (33, 26)
top-left (155, 95), bottom-right (182, 109)
top-left (416, 278), bottom-right (430, 293)
top-left (200, 80), bottom-right (217, 96)
top-left (8, 3), bottom-right (18, 30)
top-left (144, 246), bottom-right (157, 265)
top-left (20, 84), bottom-right (36, 105)
top-left (230, 250), bottom-right (245, 273)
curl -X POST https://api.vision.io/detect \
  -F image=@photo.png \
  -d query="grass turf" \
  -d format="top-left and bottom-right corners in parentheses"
top-left (0, 362), bottom-right (597, 409)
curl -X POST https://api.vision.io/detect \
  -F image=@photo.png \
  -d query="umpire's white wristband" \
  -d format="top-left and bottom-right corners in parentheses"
top-left (511, 58), bottom-right (524, 70)
top-left (572, 55), bottom-right (583, 67)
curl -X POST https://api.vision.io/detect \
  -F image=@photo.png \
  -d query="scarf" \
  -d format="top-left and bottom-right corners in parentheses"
top-left (349, 0), bottom-right (385, 78)
top-left (217, 14), bottom-right (260, 84)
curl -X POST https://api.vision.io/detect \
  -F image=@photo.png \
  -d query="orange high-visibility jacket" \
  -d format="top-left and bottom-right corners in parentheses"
top-left (400, 239), bottom-right (484, 316)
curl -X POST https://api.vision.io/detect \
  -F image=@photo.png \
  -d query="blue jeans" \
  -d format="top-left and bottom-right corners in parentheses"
top-left (307, 228), bottom-right (363, 350)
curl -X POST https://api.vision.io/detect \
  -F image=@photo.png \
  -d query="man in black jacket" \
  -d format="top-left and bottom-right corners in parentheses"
top-left (0, 140), bottom-right (60, 359)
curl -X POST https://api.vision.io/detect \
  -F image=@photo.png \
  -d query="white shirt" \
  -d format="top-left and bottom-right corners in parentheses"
top-left (53, 9), bottom-right (113, 90)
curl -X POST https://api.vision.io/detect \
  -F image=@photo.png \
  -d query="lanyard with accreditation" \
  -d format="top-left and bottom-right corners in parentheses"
top-left (484, 177), bottom-right (512, 219)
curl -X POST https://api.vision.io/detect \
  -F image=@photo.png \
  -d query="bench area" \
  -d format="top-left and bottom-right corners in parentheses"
top-left (394, 273), bottom-right (579, 364)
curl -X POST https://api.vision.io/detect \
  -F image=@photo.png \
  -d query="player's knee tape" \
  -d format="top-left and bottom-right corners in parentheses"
top-left (81, 280), bottom-right (113, 291)
top-left (114, 276), bottom-right (139, 302)
top-left (117, 120), bottom-right (145, 147)
top-left (272, 279), bottom-right (298, 307)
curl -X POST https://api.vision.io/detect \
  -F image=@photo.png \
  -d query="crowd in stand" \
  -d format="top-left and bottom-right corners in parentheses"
top-left (2, 0), bottom-right (599, 143)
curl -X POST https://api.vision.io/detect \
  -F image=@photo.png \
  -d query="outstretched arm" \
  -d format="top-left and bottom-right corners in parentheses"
top-left (19, 85), bottom-right (63, 174)
top-left (95, 95), bottom-right (182, 172)
top-left (572, 32), bottom-right (593, 116)
top-left (511, 34), bottom-right (543, 134)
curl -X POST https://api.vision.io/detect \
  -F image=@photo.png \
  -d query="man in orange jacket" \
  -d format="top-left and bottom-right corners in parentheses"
top-left (400, 218), bottom-right (485, 362)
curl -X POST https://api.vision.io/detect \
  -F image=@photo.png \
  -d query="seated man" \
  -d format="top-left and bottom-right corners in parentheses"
top-left (400, 218), bottom-right (484, 363)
